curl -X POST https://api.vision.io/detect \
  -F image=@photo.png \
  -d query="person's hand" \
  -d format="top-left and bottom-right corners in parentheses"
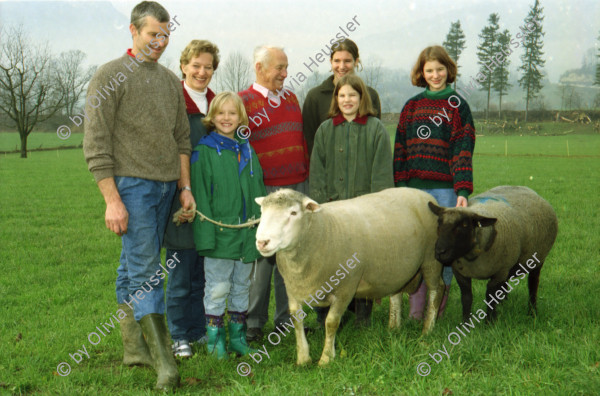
top-left (105, 200), bottom-right (129, 236)
top-left (456, 196), bottom-right (468, 207)
top-left (177, 210), bottom-right (192, 223)
top-left (179, 189), bottom-right (196, 221)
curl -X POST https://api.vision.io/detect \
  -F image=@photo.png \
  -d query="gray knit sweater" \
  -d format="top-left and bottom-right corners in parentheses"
top-left (83, 52), bottom-right (190, 183)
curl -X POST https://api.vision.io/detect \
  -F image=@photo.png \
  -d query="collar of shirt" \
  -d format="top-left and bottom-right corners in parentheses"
top-left (126, 48), bottom-right (157, 63)
top-left (252, 82), bottom-right (279, 102)
top-left (332, 113), bottom-right (368, 126)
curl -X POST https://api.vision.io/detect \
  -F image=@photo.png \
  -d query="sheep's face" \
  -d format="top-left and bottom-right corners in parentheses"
top-left (255, 191), bottom-right (321, 257)
top-left (428, 202), bottom-right (497, 265)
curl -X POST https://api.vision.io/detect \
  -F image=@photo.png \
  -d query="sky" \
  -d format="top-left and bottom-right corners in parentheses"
top-left (0, 0), bottom-right (599, 84)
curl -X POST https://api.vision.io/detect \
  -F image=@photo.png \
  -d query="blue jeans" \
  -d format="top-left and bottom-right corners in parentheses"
top-left (166, 248), bottom-right (206, 341)
top-left (115, 176), bottom-right (176, 321)
top-left (203, 257), bottom-right (253, 316)
top-left (422, 188), bottom-right (458, 286)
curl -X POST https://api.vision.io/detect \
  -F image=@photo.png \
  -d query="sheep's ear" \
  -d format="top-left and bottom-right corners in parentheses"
top-left (428, 201), bottom-right (444, 216)
top-left (255, 197), bottom-right (264, 206)
top-left (302, 197), bottom-right (321, 213)
top-left (472, 214), bottom-right (497, 228)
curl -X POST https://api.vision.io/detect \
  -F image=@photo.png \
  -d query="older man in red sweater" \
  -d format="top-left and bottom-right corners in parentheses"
top-left (238, 45), bottom-right (309, 342)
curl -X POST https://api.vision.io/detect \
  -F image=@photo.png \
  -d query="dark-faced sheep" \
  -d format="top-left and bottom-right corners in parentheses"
top-left (254, 188), bottom-right (444, 366)
top-left (428, 185), bottom-right (558, 322)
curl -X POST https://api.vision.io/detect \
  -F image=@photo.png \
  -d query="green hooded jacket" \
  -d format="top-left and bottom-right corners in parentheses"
top-left (191, 131), bottom-right (266, 263)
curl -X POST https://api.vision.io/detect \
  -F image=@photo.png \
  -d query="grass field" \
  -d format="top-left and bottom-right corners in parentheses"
top-left (1, 132), bottom-right (599, 395)
top-left (0, 132), bottom-right (84, 153)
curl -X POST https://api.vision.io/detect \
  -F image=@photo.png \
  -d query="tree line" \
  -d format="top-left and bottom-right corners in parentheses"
top-left (442, 0), bottom-right (546, 122)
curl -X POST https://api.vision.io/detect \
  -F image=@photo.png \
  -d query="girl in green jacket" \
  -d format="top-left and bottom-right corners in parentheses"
top-left (310, 74), bottom-right (393, 204)
top-left (190, 92), bottom-right (266, 359)
top-left (309, 75), bottom-right (394, 327)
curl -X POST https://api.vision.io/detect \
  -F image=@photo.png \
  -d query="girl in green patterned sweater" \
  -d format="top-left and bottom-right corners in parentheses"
top-left (393, 45), bottom-right (476, 320)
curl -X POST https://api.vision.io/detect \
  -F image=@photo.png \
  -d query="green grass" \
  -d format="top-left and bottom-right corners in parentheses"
top-left (0, 132), bottom-right (84, 152)
top-left (1, 135), bottom-right (599, 395)
top-left (383, 123), bottom-right (600, 158)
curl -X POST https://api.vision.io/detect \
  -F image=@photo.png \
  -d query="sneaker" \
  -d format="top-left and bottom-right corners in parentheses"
top-left (246, 327), bottom-right (263, 342)
top-left (172, 339), bottom-right (192, 358)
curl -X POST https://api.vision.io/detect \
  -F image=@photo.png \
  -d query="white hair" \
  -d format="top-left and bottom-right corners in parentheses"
top-left (253, 45), bottom-right (285, 69)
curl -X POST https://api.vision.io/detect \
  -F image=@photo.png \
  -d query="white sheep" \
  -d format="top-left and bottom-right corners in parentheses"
top-left (254, 187), bottom-right (444, 366)
top-left (428, 185), bottom-right (558, 322)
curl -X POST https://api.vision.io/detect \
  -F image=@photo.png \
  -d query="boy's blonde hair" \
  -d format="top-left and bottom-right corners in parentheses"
top-left (202, 92), bottom-right (249, 132)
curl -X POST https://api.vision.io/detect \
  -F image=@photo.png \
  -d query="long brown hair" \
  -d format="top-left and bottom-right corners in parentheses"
top-left (328, 75), bottom-right (375, 118)
top-left (410, 45), bottom-right (457, 87)
top-left (330, 38), bottom-right (363, 72)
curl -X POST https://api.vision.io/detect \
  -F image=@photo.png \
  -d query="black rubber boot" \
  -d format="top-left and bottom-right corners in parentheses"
top-left (139, 314), bottom-right (180, 391)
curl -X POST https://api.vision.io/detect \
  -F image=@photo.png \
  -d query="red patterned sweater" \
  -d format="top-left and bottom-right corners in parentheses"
top-left (393, 86), bottom-right (475, 197)
top-left (238, 86), bottom-right (308, 186)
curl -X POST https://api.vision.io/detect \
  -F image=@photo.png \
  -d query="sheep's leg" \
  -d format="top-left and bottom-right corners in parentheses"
top-left (318, 300), bottom-right (348, 366)
top-left (484, 278), bottom-right (506, 322)
top-left (527, 263), bottom-right (543, 316)
top-left (389, 293), bottom-right (402, 329)
top-left (454, 270), bottom-right (473, 322)
top-left (422, 260), bottom-right (443, 334)
top-left (288, 298), bottom-right (311, 365)
top-left (422, 278), bottom-right (444, 334)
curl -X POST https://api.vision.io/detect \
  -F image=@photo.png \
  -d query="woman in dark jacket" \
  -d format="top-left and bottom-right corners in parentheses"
top-left (303, 39), bottom-right (382, 327)
top-left (163, 40), bottom-right (218, 358)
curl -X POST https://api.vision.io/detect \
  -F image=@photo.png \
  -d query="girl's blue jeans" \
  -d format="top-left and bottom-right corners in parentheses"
top-left (203, 257), bottom-right (253, 316)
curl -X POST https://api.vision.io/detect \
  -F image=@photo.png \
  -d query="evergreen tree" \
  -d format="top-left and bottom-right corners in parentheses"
top-left (518, 0), bottom-right (545, 122)
top-left (492, 30), bottom-right (512, 118)
top-left (476, 13), bottom-right (500, 120)
top-left (443, 20), bottom-right (466, 90)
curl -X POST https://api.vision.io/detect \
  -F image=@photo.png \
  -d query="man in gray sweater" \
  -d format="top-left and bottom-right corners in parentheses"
top-left (83, 1), bottom-right (191, 391)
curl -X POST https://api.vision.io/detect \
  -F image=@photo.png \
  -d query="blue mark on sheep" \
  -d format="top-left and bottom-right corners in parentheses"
top-left (470, 196), bottom-right (511, 206)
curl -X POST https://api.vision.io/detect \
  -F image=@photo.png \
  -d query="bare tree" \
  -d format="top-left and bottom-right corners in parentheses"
top-left (0, 25), bottom-right (64, 158)
top-left (214, 51), bottom-right (253, 93)
top-left (360, 55), bottom-right (383, 91)
top-left (52, 50), bottom-right (96, 116)
top-left (295, 70), bottom-right (323, 108)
